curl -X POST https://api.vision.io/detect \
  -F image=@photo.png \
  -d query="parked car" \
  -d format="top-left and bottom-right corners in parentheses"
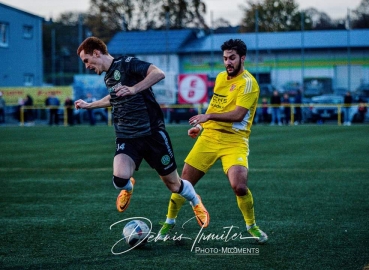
top-left (166, 107), bottom-right (198, 124)
top-left (259, 84), bottom-right (278, 97)
top-left (303, 78), bottom-right (333, 97)
top-left (61, 107), bottom-right (108, 124)
top-left (356, 84), bottom-right (369, 99)
top-left (304, 85), bottom-right (323, 97)
top-left (282, 81), bottom-right (302, 96)
top-left (306, 95), bottom-right (344, 123)
top-left (333, 87), bottom-right (348, 96)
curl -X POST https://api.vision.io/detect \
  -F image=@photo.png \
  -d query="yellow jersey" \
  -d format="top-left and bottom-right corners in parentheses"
top-left (203, 70), bottom-right (259, 138)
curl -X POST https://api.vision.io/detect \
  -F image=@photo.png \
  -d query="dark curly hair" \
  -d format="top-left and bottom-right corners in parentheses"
top-left (77, 37), bottom-right (109, 56)
top-left (220, 39), bottom-right (247, 57)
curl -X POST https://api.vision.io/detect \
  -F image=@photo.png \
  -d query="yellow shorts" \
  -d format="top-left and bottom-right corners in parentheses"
top-left (185, 129), bottom-right (249, 174)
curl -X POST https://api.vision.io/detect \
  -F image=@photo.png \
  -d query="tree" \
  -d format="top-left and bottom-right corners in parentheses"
top-left (303, 8), bottom-right (335, 30)
top-left (134, 0), bottom-right (162, 30)
top-left (352, 0), bottom-right (369, 28)
top-left (212, 18), bottom-right (232, 29)
top-left (146, 0), bottom-right (208, 30)
top-left (42, 11), bottom-right (93, 85)
top-left (84, 0), bottom-right (208, 43)
top-left (240, 0), bottom-right (312, 32)
top-left (56, 12), bottom-right (81, 26)
top-left (43, 21), bottom-right (82, 85)
top-left (85, 0), bottom-right (134, 43)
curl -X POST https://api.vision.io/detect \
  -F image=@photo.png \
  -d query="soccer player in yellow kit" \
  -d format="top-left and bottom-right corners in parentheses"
top-left (159, 39), bottom-right (268, 243)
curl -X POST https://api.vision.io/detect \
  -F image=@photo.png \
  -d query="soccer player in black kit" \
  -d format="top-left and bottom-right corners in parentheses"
top-left (75, 37), bottom-right (209, 231)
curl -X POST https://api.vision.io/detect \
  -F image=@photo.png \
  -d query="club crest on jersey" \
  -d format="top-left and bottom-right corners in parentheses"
top-left (114, 70), bottom-right (121, 80)
top-left (161, 155), bottom-right (170, 166)
top-left (230, 84), bottom-right (236, 92)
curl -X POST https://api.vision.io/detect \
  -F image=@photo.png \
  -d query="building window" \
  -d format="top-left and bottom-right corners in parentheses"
top-left (23, 25), bottom-right (33, 39)
top-left (24, 74), bottom-right (34, 86)
top-left (0, 22), bottom-right (9, 47)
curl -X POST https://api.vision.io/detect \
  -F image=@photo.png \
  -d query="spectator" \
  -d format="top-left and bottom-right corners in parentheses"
top-left (16, 98), bottom-right (24, 122)
top-left (270, 90), bottom-right (282, 126)
top-left (282, 93), bottom-right (291, 125)
top-left (45, 92), bottom-right (60, 126)
top-left (343, 91), bottom-right (352, 126)
top-left (0, 91), bottom-right (5, 124)
top-left (261, 97), bottom-right (269, 124)
top-left (86, 93), bottom-right (96, 125)
top-left (23, 95), bottom-right (34, 125)
top-left (356, 98), bottom-right (367, 123)
top-left (64, 97), bottom-right (74, 126)
top-left (294, 90), bottom-right (302, 125)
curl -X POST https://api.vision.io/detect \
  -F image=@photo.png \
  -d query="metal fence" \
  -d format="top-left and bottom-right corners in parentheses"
top-left (0, 103), bottom-right (367, 127)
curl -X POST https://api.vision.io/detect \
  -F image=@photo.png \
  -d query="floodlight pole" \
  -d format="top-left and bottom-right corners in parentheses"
top-left (347, 8), bottom-right (351, 92)
top-left (255, 10), bottom-right (259, 82)
top-left (78, 14), bottom-right (83, 74)
top-left (210, 11), bottom-right (215, 78)
top-left (51, 28), bottom-right (56, 85)
top-left (301, 12), bottom-right (305, 89)
top-left (166, 12), bottom-right (170, 72)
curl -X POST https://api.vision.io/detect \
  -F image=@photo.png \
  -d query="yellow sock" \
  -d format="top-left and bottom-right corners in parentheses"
top-left (167, 193), bottom-right (186, 219)
top-left (236, 189), bottom-right (255, 226)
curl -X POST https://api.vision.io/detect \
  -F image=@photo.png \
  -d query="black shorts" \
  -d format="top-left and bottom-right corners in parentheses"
top-left (115, 129), bottom-right (177, 176)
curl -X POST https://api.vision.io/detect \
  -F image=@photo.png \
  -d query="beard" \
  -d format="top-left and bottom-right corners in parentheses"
top-left (226, 58), bottom-right (242, 77)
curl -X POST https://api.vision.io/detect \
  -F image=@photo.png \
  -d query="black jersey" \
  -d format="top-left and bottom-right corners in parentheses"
top-left (104, 56), bottom-right (165, 138)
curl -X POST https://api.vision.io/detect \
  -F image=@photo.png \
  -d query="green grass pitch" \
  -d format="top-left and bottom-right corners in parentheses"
top-left (0, 125), bottom-right (368, 269)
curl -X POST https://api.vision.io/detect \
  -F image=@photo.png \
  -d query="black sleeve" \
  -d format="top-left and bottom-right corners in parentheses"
top-left (127, 57), bottom-right (151, 78)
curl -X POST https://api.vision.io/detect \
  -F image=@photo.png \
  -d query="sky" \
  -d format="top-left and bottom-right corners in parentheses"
top-left (0, 0), bottom-right (363, 26)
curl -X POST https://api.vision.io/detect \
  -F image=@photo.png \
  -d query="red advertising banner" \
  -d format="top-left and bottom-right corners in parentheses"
top-left (178, 74), bottom-right (208, 104)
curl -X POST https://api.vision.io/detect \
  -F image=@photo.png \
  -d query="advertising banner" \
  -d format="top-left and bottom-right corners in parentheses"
top-left (178, 74), bottom-right (208, 104)
top-left (0, 87), bottom-right (73, 106)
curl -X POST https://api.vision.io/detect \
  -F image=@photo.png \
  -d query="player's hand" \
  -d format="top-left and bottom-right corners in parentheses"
top-left (189, 114), bottom-right (208, 126)
top-left (188, 126), bottom-right (201, 138)
top-left (115, 85), bottom-right (136, 97)
top-left (74, 99), bottom-right (88, 109)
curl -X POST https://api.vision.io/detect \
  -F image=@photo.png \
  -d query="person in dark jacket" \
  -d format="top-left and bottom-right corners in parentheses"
top-left (45, 92), bottom-right (60, 126)
top-left (270, 90), bottom-right (282, 125)
top-left (343, 91), bottom-right (353, 126)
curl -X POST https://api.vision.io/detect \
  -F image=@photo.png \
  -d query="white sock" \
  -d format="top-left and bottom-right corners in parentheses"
top-left (124, 180), bottom-right (133, 191)
top-left (165, 217), bottom-right (176, 224)
top-left (179, 179), bottom-right (200, 206)
top-left (247, 224), bottom-right (256, 230)
top-left (113, 178), bottom-right (133, 191)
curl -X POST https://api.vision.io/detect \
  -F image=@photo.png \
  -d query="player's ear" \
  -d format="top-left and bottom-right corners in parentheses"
top-left (93, 49), bottom-right (100, 57)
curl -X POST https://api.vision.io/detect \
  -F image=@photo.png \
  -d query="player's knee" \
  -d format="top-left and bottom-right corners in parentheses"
top-left (112, 175), bottom-right (130, 189)
top-left (232, 184), bottom-right (247, 196)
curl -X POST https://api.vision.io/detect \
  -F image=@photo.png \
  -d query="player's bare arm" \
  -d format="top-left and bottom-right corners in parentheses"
top-left (75, 94), bottom-right (111, 110)
top-left (115, 65), bottom-right (165, 97)
top-left (189, 106), bottom-right (248, 126)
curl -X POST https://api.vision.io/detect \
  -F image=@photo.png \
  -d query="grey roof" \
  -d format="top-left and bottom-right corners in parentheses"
top-left (108, 29), bottom-right (198, 55)
top-left (108, 29), bottom-right (369, 55)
